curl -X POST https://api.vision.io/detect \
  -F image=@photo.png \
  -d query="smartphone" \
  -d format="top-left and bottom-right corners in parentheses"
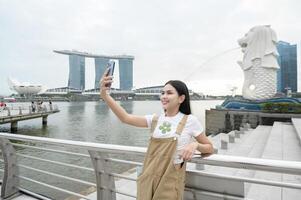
top-left (105, 60), bottom-right (115, 87)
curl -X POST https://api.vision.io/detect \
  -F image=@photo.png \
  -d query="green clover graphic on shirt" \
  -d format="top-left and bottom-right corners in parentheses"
top-left (159, 121), bottom-right (171, 134)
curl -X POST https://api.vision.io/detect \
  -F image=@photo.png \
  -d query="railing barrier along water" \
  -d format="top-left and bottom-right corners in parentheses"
top-left (0, 132), bottom-right (300, 199)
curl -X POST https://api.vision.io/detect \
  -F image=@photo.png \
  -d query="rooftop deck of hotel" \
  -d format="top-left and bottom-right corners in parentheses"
top-left (0, 119), bottom-right (301, 199)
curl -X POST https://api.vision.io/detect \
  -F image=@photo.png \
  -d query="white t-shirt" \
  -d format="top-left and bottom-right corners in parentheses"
top-left (145, 112), bottom-right (204, 164)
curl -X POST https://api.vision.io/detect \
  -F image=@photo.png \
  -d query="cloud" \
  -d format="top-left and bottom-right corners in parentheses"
top-left (0, 0), bottom-right (300, 95)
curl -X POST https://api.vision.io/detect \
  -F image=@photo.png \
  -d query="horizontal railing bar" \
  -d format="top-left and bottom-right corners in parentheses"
top-left (109, 172), bottom-right (137, 181)
top-left (18, 175), bottom-right (91, 200)
top-left (185, 187), bottom-right (245, 200)
top-left (192, 154), bottom-right (301, 175)
top-left (18, 187), bottom-right (52, 200)
top-left (111, 188), bottom-right (136, 198)
top-left (0, 132), bottom-right (146, 155)
top-left (188, 169), bottom-right (301, 190)
top-left (1, 132), bottom-right (301, 176)
top-left (13, 143), bottom-right (90, 158)
top-left (13, 143), bottom-right (142, 166)
top-left (18, 164), bottom-right (96, 187)
top-left (0, 161), bottom-right (137, 198)
top-left (17, 153), bottom-right (94, 172)
top-left (2, 157), bottom-right (136, 182)
top-left (106, 158), bottom-right (143, 166)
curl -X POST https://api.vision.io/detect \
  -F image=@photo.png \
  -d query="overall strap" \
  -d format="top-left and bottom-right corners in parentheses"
top-left (150, 114), bottom-right (159, 133)
top-left (176, 115), bottom-right (188, 135)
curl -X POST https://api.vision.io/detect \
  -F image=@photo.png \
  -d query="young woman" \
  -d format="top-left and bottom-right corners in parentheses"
top-left (100, 71), bottom-right (214, 200)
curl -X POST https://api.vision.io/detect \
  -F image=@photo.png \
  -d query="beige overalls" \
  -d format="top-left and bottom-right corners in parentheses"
top-left (137, 115), bottom-right (188, 200)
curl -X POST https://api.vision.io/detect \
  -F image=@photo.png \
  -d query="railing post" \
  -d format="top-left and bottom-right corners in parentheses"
top-left (0, 138), bottom-right (20, 199)
top-left (42, 116), bottom-right (48, 125)
top-left (11, 121), bottom-right (18, 132)
top-left (18, 106), bottom-right (22, 115)
top-left (89, 151), bottom-right (116, 200)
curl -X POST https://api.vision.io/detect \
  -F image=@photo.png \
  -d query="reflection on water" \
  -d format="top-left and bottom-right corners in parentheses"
top-left (120, 101), bottom-right (134, 114)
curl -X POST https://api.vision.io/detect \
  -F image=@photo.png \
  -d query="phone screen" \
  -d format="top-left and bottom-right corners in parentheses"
top-left (106, 60), bottom-right (115, 77)
top-left (105, 60), bottom-right (115, 87)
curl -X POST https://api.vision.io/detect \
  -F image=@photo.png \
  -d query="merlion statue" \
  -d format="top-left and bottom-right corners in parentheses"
top-left (238, 25), bottom-right (279, 100)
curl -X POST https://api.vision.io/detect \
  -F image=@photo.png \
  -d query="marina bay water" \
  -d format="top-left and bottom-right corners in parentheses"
top-left (0, 100), bottom-right (223, 199)
top-left (0, 100), bottom-right (223, 145)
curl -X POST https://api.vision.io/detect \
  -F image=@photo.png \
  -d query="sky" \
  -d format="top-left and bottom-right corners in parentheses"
top-left (1, 0), bottom-right (300, 96)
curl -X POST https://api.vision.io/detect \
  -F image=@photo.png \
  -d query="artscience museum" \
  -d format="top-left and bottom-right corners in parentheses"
top-left (8, 78), bottom-right (46, 95)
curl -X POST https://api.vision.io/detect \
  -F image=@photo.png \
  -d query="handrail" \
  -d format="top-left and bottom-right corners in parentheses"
top-left (13, 143), bottom-right (90, 158)
top-left (188, 169), bottom-right (301, 190)
top-left (192, 154), bottom-right (301, 175)
top-left (0, 132), bottom-right (146, 155)
top-left (1, 132), bottom-right (301, 200)
top-left (1, 132), bottom-right (301, 175)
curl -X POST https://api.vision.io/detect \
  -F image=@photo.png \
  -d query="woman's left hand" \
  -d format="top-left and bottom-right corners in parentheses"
top-left (180, 142), bottom-right (198, 161)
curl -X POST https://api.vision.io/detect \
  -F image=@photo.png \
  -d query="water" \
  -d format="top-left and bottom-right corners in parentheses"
top-left (0, 100), bottom-right (222, 146)
top-left (0, 100), bottom-right (223, 199)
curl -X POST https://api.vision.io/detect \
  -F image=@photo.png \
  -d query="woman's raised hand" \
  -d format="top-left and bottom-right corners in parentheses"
top-left (99, 69), bottom-right (113, 98)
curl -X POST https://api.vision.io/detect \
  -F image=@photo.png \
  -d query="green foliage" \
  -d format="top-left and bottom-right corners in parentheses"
top-left (260, 102), bottom-right (301, 113)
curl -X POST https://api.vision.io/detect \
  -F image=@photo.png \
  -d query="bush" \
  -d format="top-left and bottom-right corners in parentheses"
top-left (261, 102), bottom-right (301, 113)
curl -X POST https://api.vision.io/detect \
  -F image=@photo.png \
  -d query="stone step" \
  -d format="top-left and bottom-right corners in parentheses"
top-left (281, 123), bottom-right (301, 200)
top-left (205, 126), bottom-right (270, 176)
top-left (234, 126), bottom-right (272, 181)
top-left (246, 122), bottom-right (301, 200)
top-left (246, 122), bottom-right (283, 200)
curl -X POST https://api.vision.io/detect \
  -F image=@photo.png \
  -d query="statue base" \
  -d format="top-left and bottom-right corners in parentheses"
top-left (220, 97), bottom-right (301, 111)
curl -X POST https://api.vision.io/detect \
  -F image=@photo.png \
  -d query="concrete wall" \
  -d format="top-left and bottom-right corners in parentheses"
top-left (206, 109), bottom-right (301, 135)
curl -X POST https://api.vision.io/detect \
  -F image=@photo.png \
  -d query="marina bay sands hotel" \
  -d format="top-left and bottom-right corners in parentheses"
top-left (53, 50), bottom-right (134, 91)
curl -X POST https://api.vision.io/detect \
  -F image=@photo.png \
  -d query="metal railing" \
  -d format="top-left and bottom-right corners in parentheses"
top-left (0, 104), bottom-right (58, 117)
top-left (0, 132), bottom-right (300, 200)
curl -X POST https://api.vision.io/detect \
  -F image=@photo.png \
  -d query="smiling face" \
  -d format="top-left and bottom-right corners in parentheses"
top-left (160, 84), bottom-right (185, 114)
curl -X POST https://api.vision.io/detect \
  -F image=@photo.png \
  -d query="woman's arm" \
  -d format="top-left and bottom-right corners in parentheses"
top-left (100, 72), bottom-right (148, 128)
top-left (194, 133), bottom-right (214, 154)
top-left (181, 132), bottom-right (214, 161)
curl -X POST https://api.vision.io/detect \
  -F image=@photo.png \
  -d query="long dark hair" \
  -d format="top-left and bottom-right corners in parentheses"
top-left (164, 80), bottom-right (191, 115)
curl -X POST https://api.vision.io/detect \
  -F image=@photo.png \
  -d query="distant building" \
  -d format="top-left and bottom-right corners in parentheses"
top-left (135, 86), bottom-right (163, 95)
top-left (54, 50), bottom-right (134, 91)
top-left (134, 86), bottom-right (194, 95)
top-left (68, 55), bottom-right (85, 90)
top-left (119, 58), bottom-right (133, 90)
top-left (277, 41), bottom-right (298, 93)
top-left (45, 87), bottom-right (82, 94)
top-left (94, 58), bottom-right (109, 89)
top-left (7, 78), bottom-right (46, 95)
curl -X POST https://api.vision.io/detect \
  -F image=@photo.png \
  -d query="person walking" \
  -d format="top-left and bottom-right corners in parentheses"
top-left (99, 70), bottom-right (214, 200)
top-left (49, 100), bottom-right (53, 111)
top-left (31, 101), bottom-right (36, 113)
